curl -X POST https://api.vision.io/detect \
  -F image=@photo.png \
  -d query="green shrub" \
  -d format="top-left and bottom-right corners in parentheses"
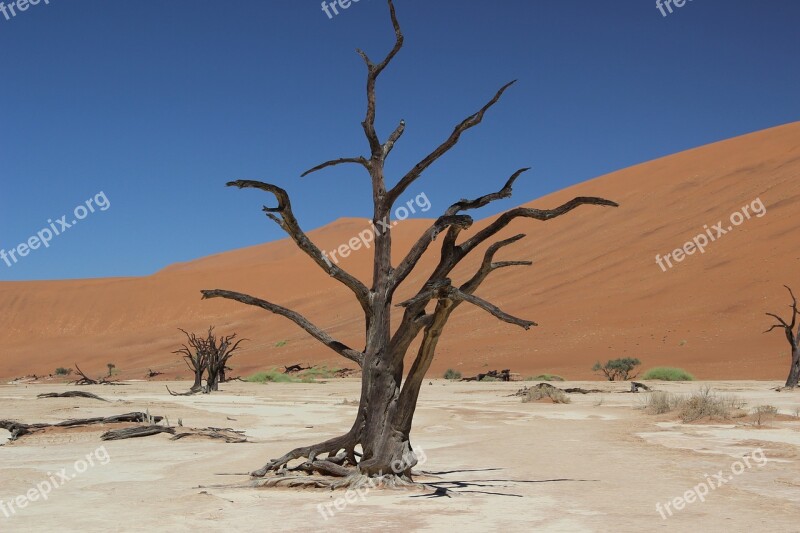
top-left (54, 367), bottom-right (72, 376)
top-left (245, 370), bottom-right (313, 383)
top-left (274, 340), bottom-right (288, 347)
top-left (526, 374), bottom-right (565, 382)
top-left (642, 367), bottom-right (694, 381)
top-left (480, 375), bottom-right (499, 382)
top-left (592, 358), bottom-right (641, 381)
top-left (301, 366), bottom-right (340, 379)
top-left (443, 369), bottom-right (462, 380)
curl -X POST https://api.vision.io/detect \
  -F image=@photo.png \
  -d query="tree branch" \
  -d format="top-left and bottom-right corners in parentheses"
top-left (224, 180), bottom-right (370, 312)
top-left (396, 278), bottom-right (535, 330)
top-left (389, 168), bottom-right (530, 293)
top-left (382, 120), bottom-right (405, 159)
top-left (460, 234), bottom-right (528, 294)
top-left (460, 197), bottom-right (620, 256)
top-left (449, 287), bottom-right (536, 330)
top-left (445, 168), bottom-right (530, 216)
top-left (357, 0), bottom-right (403, 158)
top-left (300, 157), bottom-right (370, 178)
top-left (389, 215), bottom-right (473, 292)
top-left (200, 289), bottom-right (364, 366)
top-left (386, 80), bottom-right (517, 206)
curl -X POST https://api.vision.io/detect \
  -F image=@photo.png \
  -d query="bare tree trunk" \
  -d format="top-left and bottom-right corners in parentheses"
top-left (191, 366), bottom-right (204, 392)
top-left (201, 0), bottom-right (617, 486)
top-left (766, 285), bottom-right (800, 389)
top-left (787, 345), bottom-right (800, 388)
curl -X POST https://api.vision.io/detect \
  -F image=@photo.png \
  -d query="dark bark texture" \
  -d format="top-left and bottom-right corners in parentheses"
top-left (765, 285), bottom-right (800, 388)
top-left (201, 0), bottom-right (618, 486)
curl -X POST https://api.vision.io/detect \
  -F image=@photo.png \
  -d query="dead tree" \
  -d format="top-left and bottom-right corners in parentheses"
top-left (71, 364), bottom-right (125, 386)
top-left (201, 0), bottom-right (617, 487)
top-left (172, 327), bottom-right (246, 393)
top-left (765, 285), bottom-right (800, 388)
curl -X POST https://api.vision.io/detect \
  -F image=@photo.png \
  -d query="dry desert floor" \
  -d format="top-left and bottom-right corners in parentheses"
top-left (1, 380), bottom-right (800, 532)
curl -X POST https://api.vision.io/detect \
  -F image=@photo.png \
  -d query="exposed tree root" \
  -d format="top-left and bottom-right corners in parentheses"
top-left (249, 471), bottom-right (420, 491)
top-left (166, 385), bottom-right (203, 396)
top-left (251, 432), bottom-right (359, 477)
top-left (37, 391), bottom-right (109, 402)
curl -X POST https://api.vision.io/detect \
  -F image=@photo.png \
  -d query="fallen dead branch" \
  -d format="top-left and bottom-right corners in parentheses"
top-left (284, 364), bottom-right (311, 374)
top-left (0, 412), bottom-right (164, 443)
top-left (3, 412), bottom-right (247, 444)
top-left (170, 427), bottom-right (248, 443)
top-left (37, 391), bottom-right (109, 402)
top-left (513, 383), bottom-right (607, 397)
top-left (101, 426), bottom-right (176, 440)
top-left (71, 364), bottom-right (127, 386)
top-left (461, 369), bottom-right (511, 382)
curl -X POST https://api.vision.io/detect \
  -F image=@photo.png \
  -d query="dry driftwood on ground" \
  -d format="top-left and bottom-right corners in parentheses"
top-left (3, 411), bottom-right (248, 444)
top-left (71, 364), bottom-right (126, 386)
top-left (513, 383), bottom-right (608, 397)
top-left (284, 364), bottom-right (311, 374)
top-left (0, 412), bottom-right (164, 443)
top-left (101, 426), bottom-right (176, 440)
top-left (37, 391), bottom-right (109, 402)
top-left (461, 369), bottom-right (511, 382)
top-left (170, 427), bottom-right (248, 443)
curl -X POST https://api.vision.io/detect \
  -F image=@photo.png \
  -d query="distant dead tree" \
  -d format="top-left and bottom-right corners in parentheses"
top-left (71, 364), bottom-right (125, 386)
top-left (765, 285), bottom-right (800, 388)
top-left (170, 327), bottom-right (246, 394)
top-left (201, 0), bottom-right (617, 487)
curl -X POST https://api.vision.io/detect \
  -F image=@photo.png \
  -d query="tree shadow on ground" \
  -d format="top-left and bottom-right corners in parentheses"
top-left (412, 474), bottom-right (598, 498)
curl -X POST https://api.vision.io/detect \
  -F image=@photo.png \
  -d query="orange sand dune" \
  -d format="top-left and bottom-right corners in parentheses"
top-left (2, 122), bottom-right (799, 381)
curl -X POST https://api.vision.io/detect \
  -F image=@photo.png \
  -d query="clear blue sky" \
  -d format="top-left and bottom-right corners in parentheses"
top-left (1, 0), bottom-right (798, 281)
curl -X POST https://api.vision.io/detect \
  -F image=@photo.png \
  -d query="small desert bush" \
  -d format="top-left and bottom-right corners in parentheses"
top-left (644, 391), bottom-right (681, 414)
top-left (443, 369), bottom-right (462, 380)
top-left (54, 367), bottom-right (72, 376)
top-left (301, 366), bottom-right (340, 379)
top-left (678, 387), bottom-right (744, 422)
top-left (245, 370), bottom-right (313, 384)
top-left (642, 367), bottom-right (694, 381)
top-left (480, 375), bottom-right (499, 382)
top-left (522, 385), bottom-right (571, 404)
top-left (526, 374), bottom-right (565, 382)
top-left (751, 405), bottom-right (778, 426)
top-left (643, 387), bottom-right (744, 422)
